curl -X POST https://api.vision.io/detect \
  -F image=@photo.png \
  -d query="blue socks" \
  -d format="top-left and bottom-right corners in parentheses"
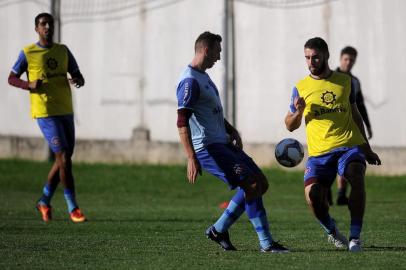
top-left (246, 197), bottom-right (273, 249)
top-left (214, 188), bottom-right (245, 232)
top-left (64, 188), bottom-right (78, 213)
top-left (38, 184), bottom-right (56, 206)
top-left (318, 214), bottom-right (336, 234)
top-left (350, 218), bottom-right (363, 240)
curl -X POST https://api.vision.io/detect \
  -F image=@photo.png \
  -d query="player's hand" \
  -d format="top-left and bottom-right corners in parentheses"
top-left (69, 76), bottom-right (85, 88)
top-left (28, 80), bottom-right (42, 91)
top-left (367, 127), bottom-right (373, 140)
top-left (187, 156), bottom-right (202, 183)
top-left (229, 130), bottom-right (243, 149)
top-left (365, 151), bottom-right (381, 165)
top-left (294, 97), bottom-right (306, 114)
top-left (360, 144), bottom-right (381, 165)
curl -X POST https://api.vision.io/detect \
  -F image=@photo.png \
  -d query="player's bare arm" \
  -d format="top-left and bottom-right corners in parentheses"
top-left (285, 97), bottom-right (305, 132)
top-left (351, 103), bottom-right (381, 165)
top-left (8, 71), bottom-right (42, 92)
top-left (177, 109), bottom-right (202, 183)
top-left (224, 119), bottom-right (243, 149)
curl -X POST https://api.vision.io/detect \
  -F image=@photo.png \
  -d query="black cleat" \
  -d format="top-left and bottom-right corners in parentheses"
top-left (260, 241), bottom-right (290, 253)
top-left (336, 195), bottom-right (349, 206)
top-left (205, 226), bottom-right (237, 251)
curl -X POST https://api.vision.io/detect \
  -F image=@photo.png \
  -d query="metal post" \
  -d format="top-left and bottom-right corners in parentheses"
top-left (223, 0), bottom-right (229, 121)
top-left (51, 0), bottom-right (61, 42)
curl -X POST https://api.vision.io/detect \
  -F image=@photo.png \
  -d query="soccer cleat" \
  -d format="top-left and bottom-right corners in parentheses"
top-left (36, 203), bottom-right (52, 222)
top-left (349, 238), bottom-right (362, 252)
top-left (336, 195), bottom-right (349, 206)
top-left (205, 226), bottom-right (236, 251)
top-left (260, 241), bottom-right (290, 253)
top-left (327, 227), bottom-right (349, 249)
top-left (70, 208), bottom-right (87, 223)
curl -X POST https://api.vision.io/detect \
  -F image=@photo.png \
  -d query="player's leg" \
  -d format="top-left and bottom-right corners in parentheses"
top-left (304, 155), bottom-right (348, 249)
top-left (304, 180), bottom-right (348, 248)
top-left (196, 145), bottom-right (244, 250)
top-left (58, 115), bottom-right (86, 222)
top-left (338, 146), bottom-right (366, 252)
top-left (36, 117), bottom-right (64, 221)
top-left (336, 175), bottom-right (349, 205)
top-left (235, 149), bottom-right (288, 252)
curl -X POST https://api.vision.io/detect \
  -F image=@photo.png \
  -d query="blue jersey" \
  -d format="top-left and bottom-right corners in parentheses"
top-left (176, 65), bottom-right (228, 152)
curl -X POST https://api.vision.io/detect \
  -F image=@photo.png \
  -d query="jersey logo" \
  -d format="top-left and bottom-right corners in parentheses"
top-left (321, 91), bottom-right (336, 105)
top-left (46, 57), bottom-right (58, 70)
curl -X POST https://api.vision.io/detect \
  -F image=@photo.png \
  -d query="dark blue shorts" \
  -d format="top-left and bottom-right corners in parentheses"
top-left (196, 143), bottom-right (262, 189)
top-left (304, 146), bottom-right (366, 187)
top-left (37, 115), bottom-right (75, 155)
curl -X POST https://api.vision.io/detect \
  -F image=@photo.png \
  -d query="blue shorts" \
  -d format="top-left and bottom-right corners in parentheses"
top-left (304, 146), bottom-right (366, 187)
top-left (37, 115), bottom-right (75, 155)
top-left (196, 143), bottom-right (262, 189)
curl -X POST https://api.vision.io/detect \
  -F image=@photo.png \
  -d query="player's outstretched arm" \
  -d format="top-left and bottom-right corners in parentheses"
top-left (177, 109), bottom-right (202, 183)
top-left (351, 104), bottom-right (381, 165)
top-left (285, 97), bottom-right (305, 132)
top-left (224, 119), bottom-right (243, 149)
top-left (8, 72), bottom-right (41, 91)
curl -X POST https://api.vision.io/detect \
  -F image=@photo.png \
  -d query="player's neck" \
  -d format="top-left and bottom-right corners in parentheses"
top-left (190, 56), bottom-right (207, 72)
top-left (38, 38), bottom-right (53, 48)
top-left (310, 67), bottom-right (332, 80)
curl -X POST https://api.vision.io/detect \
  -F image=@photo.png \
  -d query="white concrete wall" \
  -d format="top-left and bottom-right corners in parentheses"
top-left (1, 0), bottom-right (405, 147)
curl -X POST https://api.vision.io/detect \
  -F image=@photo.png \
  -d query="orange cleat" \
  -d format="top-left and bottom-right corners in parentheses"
top-left (219, 201), bottom-right (229, 209)
top-left (36, 204), bottom-right (52, 222)
top-left (70, 208), bottom-right (87, 223)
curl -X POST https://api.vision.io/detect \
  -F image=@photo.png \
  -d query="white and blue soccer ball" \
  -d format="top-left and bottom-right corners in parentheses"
top-left (275, 138), bottom-right (304, 167)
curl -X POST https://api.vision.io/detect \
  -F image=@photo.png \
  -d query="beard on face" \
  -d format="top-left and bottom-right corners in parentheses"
top-left (309, 59), bottom-right (327, 76)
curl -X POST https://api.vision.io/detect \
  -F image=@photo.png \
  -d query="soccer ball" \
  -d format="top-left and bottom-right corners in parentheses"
top-left (275, 138), bottom-right (304, 167)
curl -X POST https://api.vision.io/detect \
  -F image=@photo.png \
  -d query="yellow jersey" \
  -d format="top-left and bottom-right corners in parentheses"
top-left (23, 43), bottom-right (73, 118)
top-left (290, 71), bottom-right (366, 156)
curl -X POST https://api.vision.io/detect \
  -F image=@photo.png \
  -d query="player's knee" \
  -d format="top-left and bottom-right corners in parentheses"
top-left (307, 184), bottom-right (325, 205)
top-left (260, 176), bottom-right (269, 195)
top-left (345, 162), bottom-right (365, 188)
top-left (55, 151), bottom-right (70, 169)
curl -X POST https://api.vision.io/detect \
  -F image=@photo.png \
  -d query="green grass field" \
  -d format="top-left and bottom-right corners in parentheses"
top-left (0, 159), bottom-right (405, 269)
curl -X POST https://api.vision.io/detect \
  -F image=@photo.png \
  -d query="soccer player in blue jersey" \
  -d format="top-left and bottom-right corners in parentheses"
top-left (8, 13), bottom-right (86, 223)
top-left (176, 31), bottom-right (288, 252)
top-left (285, 37), bottom-right (381, 252)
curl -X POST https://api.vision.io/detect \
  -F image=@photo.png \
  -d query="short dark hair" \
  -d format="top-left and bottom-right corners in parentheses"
top-left (304, 37), bottom-right (329, 57)
top-left (195, 31), bottom-right (222, 52)
top-left (35, 13), bottom-right (54, 27)
top-left (341, 46), bottom-right (358, 58)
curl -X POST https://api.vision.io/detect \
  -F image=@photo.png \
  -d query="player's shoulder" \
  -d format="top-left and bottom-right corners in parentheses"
top-left (295, 75), bottom-right (312, 89)
top-left (350, 73), bottom-right (361, 84)
top-left (22, 43), bottom-right (38, 52)
top-left (333, 70), bottom-right (351, 81)
top-left (178, 65), bottom-right (205, 84)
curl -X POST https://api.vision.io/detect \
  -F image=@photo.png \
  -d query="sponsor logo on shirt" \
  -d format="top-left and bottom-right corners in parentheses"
top-left (321, 90), bottom-right (336, 105)
top-left (46, 57), bottom-right (58, 70)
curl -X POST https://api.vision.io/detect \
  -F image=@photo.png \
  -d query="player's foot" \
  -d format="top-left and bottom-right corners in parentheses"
top-left (260, 241), bottom-right (290, 253)
top-left (336, 195), bottom-right (349, 206)
top-left (36, 203), bottom-right (52, 222)
top-left (70, 208), bottom-right (87, 223)
top-left (349, 238), bottom-right (362, 252)
top-left (205, 226), bottom-right (236, 251)
top-left (327, 227), bottom-right (349, 249)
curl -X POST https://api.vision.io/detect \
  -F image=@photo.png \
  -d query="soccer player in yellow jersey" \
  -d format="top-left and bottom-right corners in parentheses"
top-left (285, 37), bottom-right (381, 252)
top-left (8, 13), bottom-right (86, 223)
